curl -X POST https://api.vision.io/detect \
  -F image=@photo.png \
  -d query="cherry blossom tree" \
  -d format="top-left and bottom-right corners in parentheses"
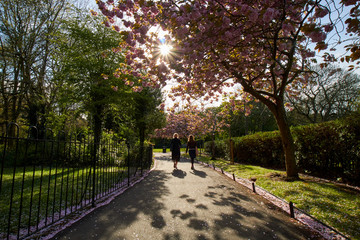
top-left (153, 105), bottom-right (223, 140)
top-left (341, 0), bottom-right (360, 69)
top-left (96, 0), bottom-right (358, 178)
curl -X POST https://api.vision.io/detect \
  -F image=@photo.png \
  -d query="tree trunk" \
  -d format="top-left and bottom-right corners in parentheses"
top-left (273, 104), bottom-right (299, 179)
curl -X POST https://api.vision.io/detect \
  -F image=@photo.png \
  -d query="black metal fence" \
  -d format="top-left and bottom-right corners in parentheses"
top-left (0, 123), bottom-right (153, 240)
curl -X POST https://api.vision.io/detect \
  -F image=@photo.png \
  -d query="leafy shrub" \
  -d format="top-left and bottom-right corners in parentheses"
top-left (233, 131), bottom-right (284, 168)
top-left (204, 140), bottom-right (229, 159)
top-left (204, 113), bottom-right (360, 185)
top-left (293, 114), bottom-right (360, 184)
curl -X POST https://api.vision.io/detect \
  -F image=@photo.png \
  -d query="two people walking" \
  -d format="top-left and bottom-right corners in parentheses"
top-left (170, 133), bottom-right (198, 170)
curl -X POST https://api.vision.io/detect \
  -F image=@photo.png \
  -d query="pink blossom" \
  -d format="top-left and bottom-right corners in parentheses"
top-left (282, 23), bottom-right (295, 34)
top-left (323, 24), bottom-right (333, 32)
top-left (97, 1), bottom-right (106, 10)
top-left (133, 86), bottom-right (143, 92)
top-left (176, 16), bottom-right (186, 25)
top-left (248, 9), bottom-right (259, 22)
top-left (192, 10), bottom-right (201, 19)
top-left (104, 21), bottom-right (110, 27)
top-left (111, 86), bottom-right (118, 91)
top-left (90, 10), bottom-right (98, 16)
top-left (308, 31), bottom-right (326, 43)
top-left (113, 25), bottom-right (120, 32)
top-left (199, 25), bottom-right (205, 32)
top-left (124, 21), bottom-right (131, 28)
top-left (125, 81), bottom-right (134, 86)
top-left (304, 50), bottom-right (315, 58)
top-left (158, 62), bottom-right (168, 73)
top-left (118, 3), bottom-right (126, 11)
top-left (139, 25), bottom-right (148, 35)
top-left (342, 0), bottom-right (358, 6)
top-left (151, 6), bottom-right (158, 14)
top-left (116, 11), bottom-right (123, 19)
top-left (240, 4), bottom-right (250, 13)
top-left (314, 7), bottom-right (329, 18)
top-left (223, 16), bottom-right (231, 26)
top-left (278, 43), bottom-right (289, 51)
top-left (263, 8), bottom-right (276, 22)
top-left (126, 0), bottom-right (133, 8)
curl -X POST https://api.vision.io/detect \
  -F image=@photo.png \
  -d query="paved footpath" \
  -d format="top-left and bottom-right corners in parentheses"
top-left (52, 152), bottom-right (323, 240)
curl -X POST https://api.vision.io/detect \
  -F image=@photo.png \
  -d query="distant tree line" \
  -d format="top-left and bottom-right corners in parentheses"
top-left (0, 1), bottom-right (166, 145)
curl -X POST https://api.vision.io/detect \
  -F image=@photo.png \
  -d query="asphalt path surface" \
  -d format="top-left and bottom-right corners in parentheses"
top-left (52, 152), bottom-right (323, 240)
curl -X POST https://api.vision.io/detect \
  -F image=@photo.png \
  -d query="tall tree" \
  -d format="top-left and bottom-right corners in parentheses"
top-left (97, 0), bottom-right (357, 179)
top-left (0, 0), bottom-right (67, 133)
top-left (54, 9), bottom-right (131, 147)
top-left (287, 65), bottom-right (360, 124)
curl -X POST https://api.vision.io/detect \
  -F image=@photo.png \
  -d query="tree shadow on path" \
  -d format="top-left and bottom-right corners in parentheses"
top-left (52, 168), bottom-right (171, 240)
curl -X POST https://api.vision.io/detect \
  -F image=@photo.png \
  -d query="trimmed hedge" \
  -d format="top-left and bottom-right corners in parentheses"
top-left (233, 131), bottom-right (284, 168)
top-left (293, 115), bottom-right (360, 183)
top-left (205, 114), bottom-right (360, 185)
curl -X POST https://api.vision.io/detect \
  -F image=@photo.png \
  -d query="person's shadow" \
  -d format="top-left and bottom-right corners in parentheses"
top-left (191, 169), bottom-right (207, 178)
top-left (172, 169), bottom-right (187, 178)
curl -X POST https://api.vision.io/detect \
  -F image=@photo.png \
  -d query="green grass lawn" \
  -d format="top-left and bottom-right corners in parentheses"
top-left (197, 155), bottom-right (360, 240)
top-left (0, 166), bottom-right (127, 235)
top-left (153, 148), bottom-right (187, 153)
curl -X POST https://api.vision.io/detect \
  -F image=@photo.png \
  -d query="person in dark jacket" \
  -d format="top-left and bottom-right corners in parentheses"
top-left (170, 133), bottom-right (181, 169)
top-left (186, 135), bottom-right (197, 170)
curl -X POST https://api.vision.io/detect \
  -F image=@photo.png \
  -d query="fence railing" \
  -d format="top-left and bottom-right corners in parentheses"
top-left (0, 123), bottom-right (153, 240)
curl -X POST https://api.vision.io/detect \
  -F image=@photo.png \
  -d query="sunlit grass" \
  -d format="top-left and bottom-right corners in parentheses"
top-left (153, 148), bottom-right (187, 153)
top-left (0, 166), bottom-right (127, 235)
top-left (198, 155), bottom-right (360, 240)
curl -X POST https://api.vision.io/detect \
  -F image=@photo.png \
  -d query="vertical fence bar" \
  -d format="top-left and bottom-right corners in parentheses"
top-left (290, 201), bottom-right (295, 218)
top-left (105, 139), bottom-right (107, 194)
top-left (17, 126), bottom-right (35, 238)
top-left (6, 123), bottom-right (20, 240)
top-left (52, 161), bottom-right (58, 223)
top-left (59, 131), bottom-right (66, 219)
top-left (127, 141), bottom-right (130, 187)
top-left (52, 131), bottom-right (62, 222)
top-left (75, 133), bottom-right (82, 210)
top-left (64, 133), bottom-right (71, 216)
top-left (36, 131), bottom-right (47, 230)
top-left (71, 166), bottom-right (75, 213)
top-left (252, 182), bottom-right (256, 193)
top-left (27, 127), bottom-right (38, 235)
top-left (65, 167), bottom-right (69, 216)
top-left (45, 129), bottom-right (54, 227)
top-left (70, 134), bottom-right (75, 213)
top-left (17, 135), bottom-right (29, 238)
top-left (100, 141), bottom-right (104, 197)
top-left (92, 134), bottom-right (96, 207)
top-left (0, 128), bottom-right (10, 194)
top-left (36, 165), bottom-right (44, 231)
top-left (59, 165), bottom-right (65, 218)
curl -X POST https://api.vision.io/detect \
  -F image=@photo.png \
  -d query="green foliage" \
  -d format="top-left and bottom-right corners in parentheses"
top-left (206, 113), bottom-right (360, 185)
top-left (204, 140), bottom-right (229, 159)
top-left (293, 113), bottom-right (360, 183)
top-left (233, 131), bottom-right (284, 168)
top-left (205, 132), bottom-right (283, 167)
